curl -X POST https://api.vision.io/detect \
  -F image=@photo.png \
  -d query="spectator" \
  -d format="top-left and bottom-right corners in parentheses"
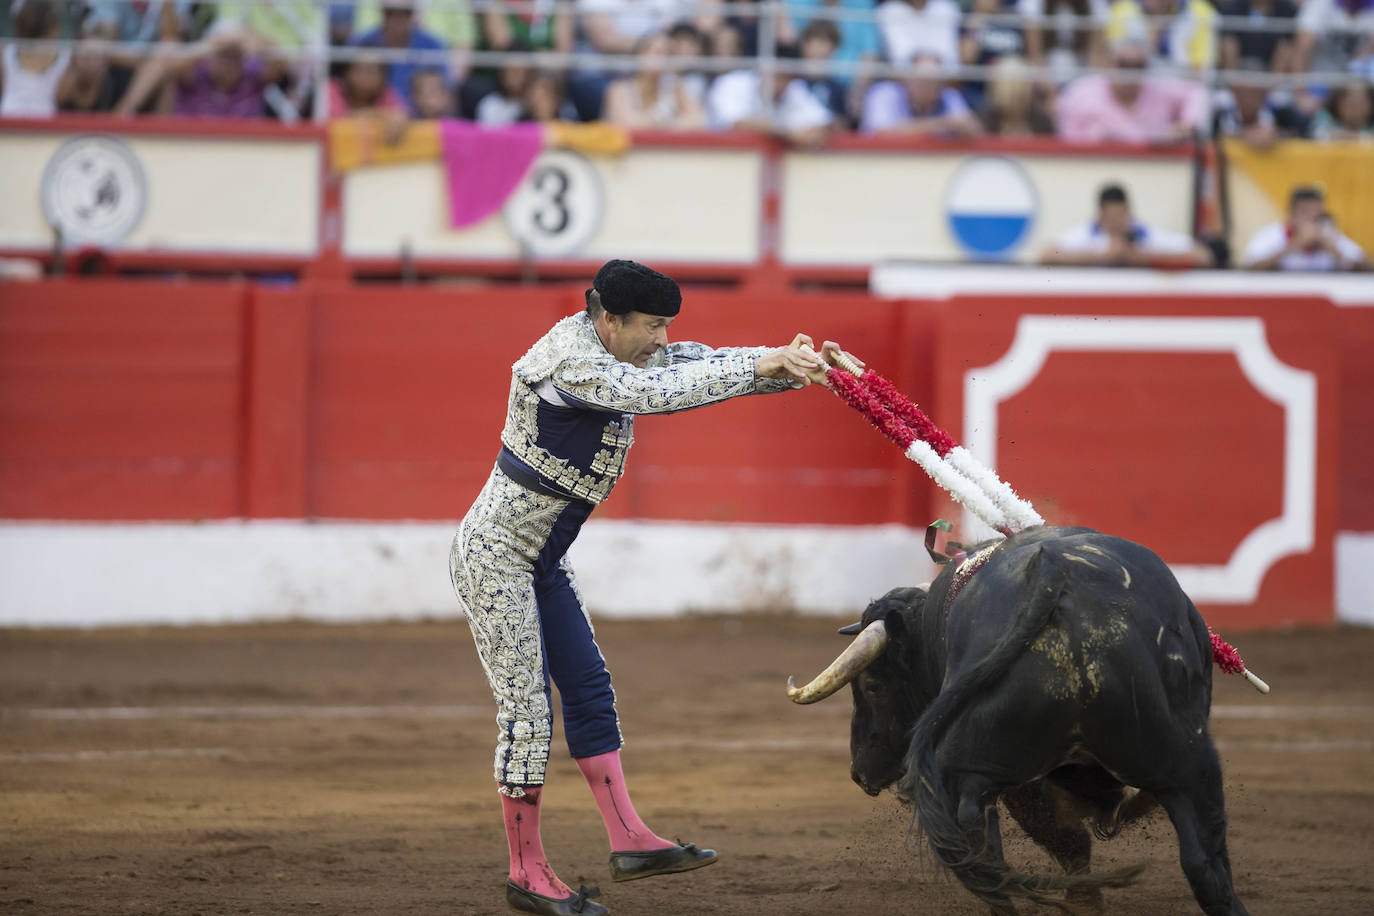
top-left (1, 0), bottom-right (71, 117)
top-left (215, 0), bottom-right (320, 118)
top-left (1106, 0), bottom-right (1218, 71)
top-left (1021, 0), bottom-right (1108, 75)
top-left (351, 0), bottom-right (476, 59)
top-left (794, 18), bottom-right (848, 120)
top-left (171, 26), bottom-right (286, 118)
top-left (1242, 185), bottom-right (1370, 270)
top-left (60, 1), bottom-right (164, 115)
top-left (351, 0), bottom-right (449, 113)
top-left (960, 0), bottom-right (1026, 109)
top-left (571, 0), bottom-right (687, 118)
top-left (58, 43), bottom-right (122, 113)
top-left (411, 68), bottom-right (456, 118)
top-left (877, 0), bottom-right (961, 66)
top-left (981, 55), bottom-right (1056, 134)
top-left (330, 54), bottom-right (408, 145)
top-left (1294, 0), bottom-right (1374, 76)
top-left (105, 0), bottom-right (241, 117)
top-left (1042, 183), bottom-right (1214, 266)
top-left (1056, 36), bottom-right (1209, 143)
top-left (1218, 0), bottom-right (1298, 73)
top-left (481, 0), bottom-right (573, 53)
top-left (707, 63), bottom-right (834, 146)
top-left (1212, 58), bottom-right (1283, 147)
top-left (962, 0), bottom-right (1026, 65)
top-left (778, 0), bottom-right (882, 87)
top-left (708, 19), bottom-right (744, 58)
top-left (859, 52), bottom-right (982, 136)
top-left (471, 51), bottom-right (531, 123)
top-left (710, 0), bottom-right (766, 56)
top-left (330, 54), bottom-right (407, 116)
top-left (666, 21), bottom-right (710, 100)
top-left (602, 31), bottom-right (706, 128)
top-left (523, 69), bottom-right (581, 121)
top-left (1309, 79), bottom-right (1374, 138)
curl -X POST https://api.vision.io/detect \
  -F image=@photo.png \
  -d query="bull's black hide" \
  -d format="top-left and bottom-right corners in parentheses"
top-left (841, 526), bottom-right (1249, 916)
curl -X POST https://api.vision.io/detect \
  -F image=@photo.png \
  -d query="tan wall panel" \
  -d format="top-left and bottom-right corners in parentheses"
top-left (781, 152), bottom-right (1195, 265)
top-left (0, 133), bottom-right (319, 254)
top-left (341, 148), bottom-right (760, 262)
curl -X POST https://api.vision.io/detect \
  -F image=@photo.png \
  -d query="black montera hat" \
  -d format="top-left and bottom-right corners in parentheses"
top-left (586, 259), bottom-right (681, 317)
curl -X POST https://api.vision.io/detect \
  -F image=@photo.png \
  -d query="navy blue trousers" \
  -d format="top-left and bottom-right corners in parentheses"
top-left (451, 467), bottom-right (622, 789)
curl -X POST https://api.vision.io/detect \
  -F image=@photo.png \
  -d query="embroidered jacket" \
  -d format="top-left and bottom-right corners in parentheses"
top-left (498, 311), bottom-right (793, 504)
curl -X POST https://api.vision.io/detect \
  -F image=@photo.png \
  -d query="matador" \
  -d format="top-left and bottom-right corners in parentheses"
top-left (449, 259), bottom-right (842, 915)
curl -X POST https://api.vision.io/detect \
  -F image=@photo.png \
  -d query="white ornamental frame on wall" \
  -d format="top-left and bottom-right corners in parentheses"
top-left (963, 316), bottom-right (1316, 604)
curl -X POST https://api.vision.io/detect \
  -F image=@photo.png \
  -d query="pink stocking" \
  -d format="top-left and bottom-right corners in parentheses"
top-left (576, 750), bottom-right (674, 852)
top-left (501, 787), bottom-right (571, 898)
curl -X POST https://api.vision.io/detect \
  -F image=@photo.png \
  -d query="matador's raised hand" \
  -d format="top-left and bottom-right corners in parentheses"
top-left (755, 333), bottom-right (826, 386)
top-left (787, 338), bottom-right (866, 386)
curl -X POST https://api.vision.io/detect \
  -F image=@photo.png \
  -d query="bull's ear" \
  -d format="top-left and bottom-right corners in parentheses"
top-left (883, 606), bottom-right (908, 640)
top-left (837, 622), bottom-right (864, 636)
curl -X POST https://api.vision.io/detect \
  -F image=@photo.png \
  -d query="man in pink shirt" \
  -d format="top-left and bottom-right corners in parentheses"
top-left (1056, 36), bottom-right (1210, 143)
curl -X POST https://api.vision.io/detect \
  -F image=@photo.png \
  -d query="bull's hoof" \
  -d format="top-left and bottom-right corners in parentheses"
top-left (506, 881), bottom-right (608, 915)
top-left (609, 841), bottom-right (717, 882)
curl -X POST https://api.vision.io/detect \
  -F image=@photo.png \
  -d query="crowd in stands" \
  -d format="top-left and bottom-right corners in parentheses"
top-left (1, 0), bottom-right (1371, 144)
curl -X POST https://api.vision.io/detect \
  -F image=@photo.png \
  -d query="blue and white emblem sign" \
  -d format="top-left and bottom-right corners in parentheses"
top-left (944, 156), bottom-right (1038, 259)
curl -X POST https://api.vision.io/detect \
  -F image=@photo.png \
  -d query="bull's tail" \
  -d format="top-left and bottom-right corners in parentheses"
top-left (901, 547), bottom-right (1145, 912)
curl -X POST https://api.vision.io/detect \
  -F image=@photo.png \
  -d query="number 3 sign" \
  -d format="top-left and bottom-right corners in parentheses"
top-left (504, 149), bottom-right (604, 258)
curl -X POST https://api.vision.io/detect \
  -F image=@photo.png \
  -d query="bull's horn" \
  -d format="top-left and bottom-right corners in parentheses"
top-left (836, 622), bottom-right (863, 635)
top-left (787, 620), bottom-right (889, 705)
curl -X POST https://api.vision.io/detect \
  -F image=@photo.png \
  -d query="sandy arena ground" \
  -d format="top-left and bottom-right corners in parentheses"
top-left (2, 617), bottom-right (1372, 916)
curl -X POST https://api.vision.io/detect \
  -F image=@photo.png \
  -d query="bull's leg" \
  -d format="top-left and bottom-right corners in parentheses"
top-left (954, 775), bottom-right (1018, 916)
top-left (1156, 743), bottom-right (1250, 916)
top-left (1002, 783), bottom-right (1092, 874)
top-left (1002, 784), bottom-right (1102, 913)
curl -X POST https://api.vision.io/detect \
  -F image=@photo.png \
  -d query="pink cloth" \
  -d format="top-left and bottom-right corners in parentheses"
top-left (327, 78), bottom-right (407, 118)
top-left (501, 787), bottom-right (571, 898)
top-left (576, 750), bottom-right (674, 852)
top-left (439, 119), bottom-right (544, 229)
top-left (1055, 74), bottom-right (1210, 144)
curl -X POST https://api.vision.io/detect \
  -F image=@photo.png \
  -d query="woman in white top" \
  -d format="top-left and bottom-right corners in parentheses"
top-left (0, 0), bottom-right (74, 118)
top-left (602, 31), bottom-right (706, 130)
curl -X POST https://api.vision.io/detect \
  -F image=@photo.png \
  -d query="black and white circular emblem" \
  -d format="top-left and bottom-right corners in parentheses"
top-left (40, 135), bottom-right (147, 246)
top-left (504, 149), bottom-right (603, 258)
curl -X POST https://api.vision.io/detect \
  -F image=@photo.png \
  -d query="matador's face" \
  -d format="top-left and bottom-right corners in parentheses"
top-left (599, 311), bottom-right (675, 368)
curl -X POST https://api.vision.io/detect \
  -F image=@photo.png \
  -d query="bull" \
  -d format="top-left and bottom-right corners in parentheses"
top-left (787, 525), bottom-right (1250, 916)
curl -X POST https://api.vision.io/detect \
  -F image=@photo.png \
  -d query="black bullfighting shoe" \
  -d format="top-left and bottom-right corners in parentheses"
top-left (506, 880), bottom-right (609, 915)
top-left (608, 841), bottom-right (717, 883)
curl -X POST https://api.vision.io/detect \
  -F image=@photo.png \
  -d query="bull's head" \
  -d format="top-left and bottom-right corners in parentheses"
top-left (788, 586), bottom-right (930, 797)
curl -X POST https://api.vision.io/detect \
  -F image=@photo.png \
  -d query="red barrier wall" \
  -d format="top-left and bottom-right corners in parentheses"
top-left (0, 280), bottom-right (247, 519)
top-left (2, 278), bottom-right (1367, 627)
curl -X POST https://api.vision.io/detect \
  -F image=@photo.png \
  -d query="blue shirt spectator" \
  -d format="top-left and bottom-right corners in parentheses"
top-left (351, 2), bottom-right (448, 111)
top-left (859, 54), bottom-right (981, 135)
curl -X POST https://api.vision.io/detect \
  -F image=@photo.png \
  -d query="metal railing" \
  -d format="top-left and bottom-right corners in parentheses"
top-left (3, 0), bottom-right (1371, 123)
